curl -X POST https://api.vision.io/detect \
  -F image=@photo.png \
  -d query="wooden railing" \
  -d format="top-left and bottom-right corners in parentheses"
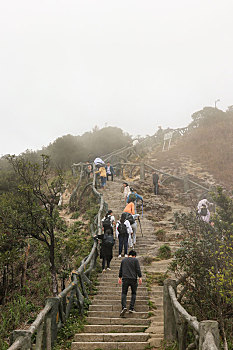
top-left (164, 279), bottom-right (220, 350)
top-left (8, 166), bottom-right (107, 350)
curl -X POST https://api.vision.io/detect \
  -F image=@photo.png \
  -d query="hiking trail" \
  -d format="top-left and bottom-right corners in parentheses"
top-left (71, 178), bottom-right (189, 350)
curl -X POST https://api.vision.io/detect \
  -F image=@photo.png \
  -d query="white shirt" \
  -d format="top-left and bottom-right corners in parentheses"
top-left (197, 199), bottom-right (212, 211)
top-left (123, 186), bottom-right (131, 200)
top-left (102, 215), bottom-right (115, 227)
top-left (106, 166), bottom-right (111, 174)
top-left (94, 157), bottom-right (104, 165)
top-left (116, 220), bottom-right (132, 238)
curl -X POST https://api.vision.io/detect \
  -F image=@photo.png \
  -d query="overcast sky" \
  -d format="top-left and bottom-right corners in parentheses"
top-left (1, 0), bottom-right (233, 155)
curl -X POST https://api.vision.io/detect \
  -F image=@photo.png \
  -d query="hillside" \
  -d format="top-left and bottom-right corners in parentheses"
top-left (151, 107), bottom-right (233, 189)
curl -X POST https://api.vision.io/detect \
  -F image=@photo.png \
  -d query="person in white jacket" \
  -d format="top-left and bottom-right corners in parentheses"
top-left (123, 182), bottom-right (131, 203)
top-left (116, 213), bottom-right (132, 258)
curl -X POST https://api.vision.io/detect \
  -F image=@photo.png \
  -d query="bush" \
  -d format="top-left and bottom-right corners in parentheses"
top-left (158, 244), bottom-right (172, 259)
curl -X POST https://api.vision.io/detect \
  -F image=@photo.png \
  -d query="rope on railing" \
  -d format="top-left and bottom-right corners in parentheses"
top-left (8, 164), bottom-right (107, 350)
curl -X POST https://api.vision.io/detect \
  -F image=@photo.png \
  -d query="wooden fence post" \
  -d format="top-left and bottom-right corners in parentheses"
top-left (45, 297), bottom-right (59, 348)
top-left (11, 330), bottom-right (31, 349)
top-left (199, 320), bottom-right (220, 350)
top-left (163, 279), bottom-right (177, 342)
top-left (140, 162), bottom-right (145, 181)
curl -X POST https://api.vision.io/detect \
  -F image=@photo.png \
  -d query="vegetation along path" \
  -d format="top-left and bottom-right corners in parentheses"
top-left (71, 178), bottom-right (189, 349)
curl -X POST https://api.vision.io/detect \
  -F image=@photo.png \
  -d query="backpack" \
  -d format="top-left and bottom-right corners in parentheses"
top-left (103, 232), bottom-right (115, 247)
top-left (200, 207), bottom-right (207, 216)
top-left (102, 216), bottom-right (111, 230)
top-left (117, 222), bottom-right (128, 236)
top-left (125, 213), bottom-right (135, 225)
top-left (128, 193), bottom-right (137, 202)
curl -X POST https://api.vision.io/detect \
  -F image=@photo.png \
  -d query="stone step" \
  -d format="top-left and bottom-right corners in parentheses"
top-left (71, 341), bottom-right (149, 350)
top-left (89, 304), bottom-right (149, 312)
top-left (96, 286), bottom-right (148, 292)
top-left (87, 311), bottom-right (148, 318)
top-left (83, 324), bottom-right (148, 333)
top-left (74, 332), bottom-right (149, 342)
top-left (93, 294), bottom-right (149, 300)
top-left (92, 299), bottom-right (149, 306)
top-left (87, 317), bottom-right (150, 325)
top-left (149, 337), bottom-right (164, 348)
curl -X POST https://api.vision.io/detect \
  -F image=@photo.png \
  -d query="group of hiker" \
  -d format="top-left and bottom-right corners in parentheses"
top-left (92, 160), bottom-right (216, 316)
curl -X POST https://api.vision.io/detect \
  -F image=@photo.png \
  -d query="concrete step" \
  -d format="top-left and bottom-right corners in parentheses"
top-left (71, 341), bottom-right (149, 349)
top-left (87, 311), bottom-right (148, 318)
top-left (89, 304), bottom-right (149, 312)
top-left (83, 324), bottom-right (148, 333)
top-left (96, 286), bottom-right (148, 292)
top-left (92, 299), bottom-right (149, 306)
top-left (74, 332), bottom-right (149, 342)
top-left (87, 317), bottom-right (150, 325)
top-left (93, 294), bottom-right (149, 300)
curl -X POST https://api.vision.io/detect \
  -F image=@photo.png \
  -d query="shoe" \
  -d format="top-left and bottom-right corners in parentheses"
top-left (118, 255), bottom-right (122, 258)
top-left (129, 245), bottom-right (133, 248)
top-left (129, 309), bottom-right (136, 313)
top-left (107, 268), bottom-right (111, 270)
top-left (102, 269), bottom-right (106, 272)
top-left (120, 307), bottom-right (127, 317)
top-left (124, 254), bottom-right (128, 257)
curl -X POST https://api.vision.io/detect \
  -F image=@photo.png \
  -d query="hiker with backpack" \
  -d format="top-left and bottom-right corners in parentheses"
top-left (95, 166), bottom-right (107, 189)
top-left (197, 197), bottom-right (212, 223)
top-left (198, 204), bottom-right (211, 223)
top-left (102, 210), bottom-right (115, 235)
top-left (96, 228), bottom-right (115, 272)
top-left (118, 249), bottom-right (142, 316)
top-left (124, 212), bottom-right (139, 248)
top-left (116, 212), bottom-right (132, 258)
top-left (126, 188), bottom-right (143, 214)
top-left (123, 198), bottom-right (135, 215)
top-left (197, 197), bottom-right (213, 212)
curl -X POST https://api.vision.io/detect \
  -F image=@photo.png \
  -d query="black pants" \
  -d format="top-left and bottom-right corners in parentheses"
top-left (121, 278), bottom-right (138, 310)
top-left (154, 183), bottom-right (159, 195)
top-left (107, 173), bottom-right (113, 181)
top-left (118, 234), bottom-right (128, 255)
top-left (102, 256), bottom-right (111, 270)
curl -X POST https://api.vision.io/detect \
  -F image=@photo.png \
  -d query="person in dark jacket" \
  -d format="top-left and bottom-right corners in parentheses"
top-left (97, 228), bottom-right (114, 272)
top-left (152, 172), bottom-right (161, 195)
top-left (118, 250), bottom-right (142, 316)
top-left (105, 162), bottom-right (115, 181)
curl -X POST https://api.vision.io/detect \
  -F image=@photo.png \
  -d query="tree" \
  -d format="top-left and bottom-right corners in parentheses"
top-left (0, 155), bottom-right (65, 296)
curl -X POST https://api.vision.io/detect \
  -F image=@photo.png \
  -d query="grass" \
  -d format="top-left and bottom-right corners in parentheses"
top-left (154, 229), bottom-right (166, 241)
top-left (146, 271), bottom-right (169, 287)
top-left (157, 244), bottom-right (172, 260)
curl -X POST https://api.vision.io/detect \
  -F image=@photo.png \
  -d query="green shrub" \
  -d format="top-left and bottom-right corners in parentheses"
top-left (158, 244), bottom-right (172, 259)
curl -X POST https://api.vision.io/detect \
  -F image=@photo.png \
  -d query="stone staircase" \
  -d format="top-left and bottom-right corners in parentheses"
top-left (71, 178), bottom-right (187, 349)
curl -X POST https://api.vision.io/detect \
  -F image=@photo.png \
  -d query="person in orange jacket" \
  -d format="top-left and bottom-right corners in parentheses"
top-left (123, 199), bottom-right (135, 215)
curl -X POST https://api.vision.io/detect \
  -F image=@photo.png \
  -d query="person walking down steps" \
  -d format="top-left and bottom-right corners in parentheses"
top-left (118, 250), bottom-right (142, 316)
top-left (116, 213), bottom-right (132, 258)
top-left (105, 162), bottom-right (115, 181)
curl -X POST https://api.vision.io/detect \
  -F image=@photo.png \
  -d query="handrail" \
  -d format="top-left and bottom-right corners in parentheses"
top-left (8, 164), bottom-right (107, 350)
top-left (164, 280), bottom-right (220, 350)
top-left (168, 285), bottom-right (199, 333)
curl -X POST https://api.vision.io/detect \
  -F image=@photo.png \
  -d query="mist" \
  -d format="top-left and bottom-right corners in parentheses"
top-left (1, 0), bottom-right (233, 155)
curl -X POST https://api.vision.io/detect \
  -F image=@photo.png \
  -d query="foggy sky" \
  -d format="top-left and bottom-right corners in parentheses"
top-left (1, 0), bottom-right (233, 155)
